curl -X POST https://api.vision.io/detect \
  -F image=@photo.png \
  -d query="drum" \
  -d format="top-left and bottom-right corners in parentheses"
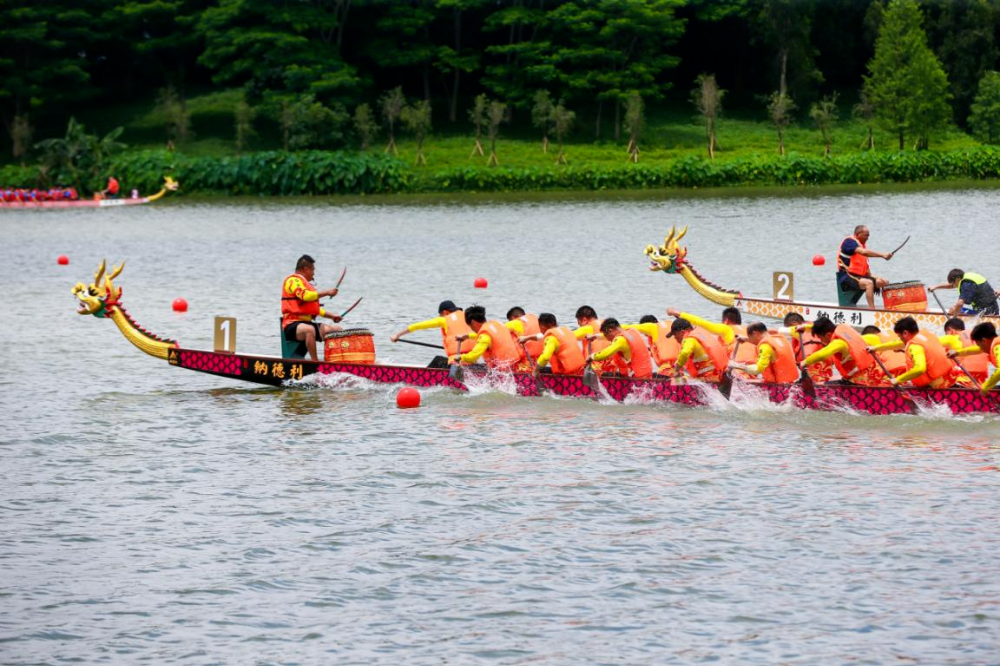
top-left (323, 328), bottom-right (376, 364)
top-left (882, 281), bottom-right (928, 312)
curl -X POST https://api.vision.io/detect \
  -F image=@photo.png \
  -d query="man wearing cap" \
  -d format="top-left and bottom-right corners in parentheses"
top-left (281, 254), bottom-right (343, 361)
top-left (390, 300), bottom-right (476, 360)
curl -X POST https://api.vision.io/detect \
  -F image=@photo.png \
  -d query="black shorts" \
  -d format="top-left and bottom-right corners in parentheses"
top-left (283, 321), bottom-right (320, 342)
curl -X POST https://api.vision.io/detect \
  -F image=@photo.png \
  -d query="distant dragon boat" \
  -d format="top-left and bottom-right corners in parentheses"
top-left (1, 177), bottom-right (178, 209)
top-left (72, 259), bottom-right (999, 417)
top-left (645, 226), bottom-right (1000, 331)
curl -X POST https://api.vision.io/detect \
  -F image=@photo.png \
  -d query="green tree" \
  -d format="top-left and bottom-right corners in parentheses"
top-left (969, 70), bottom-right (1000, 144)
top-left (155, 86), bottom-right (193, 150)
top-left (481, 2), bottom-right (551, 111)
top-left (0, 0), bottom-right (100, 158)
top-left (624, 93), bottom-right (644, 163)
top-left (750, 0), bottom-right (823, 107)
top-left (353, 103), bottom-right (379, 151)
top-left (531, 90), bottom-right (554, 153)
top-left (364, 1), bottom-right (437, 101)
top-left (468, 94), bottom-right (487, 157)
top-left (274, 94), bottom-right (348, 151)
top-left (544, 0), bottom-right (685, 139)
top-left (486, 99), bottom-right (506, 167)
top-left (809, 92), bottom-right (839, 156)
top-left (551, 102), bottom-right (575, 165)
top-left (853, 88), bottom-right (876, 150)
top-left (401, 99), bottom-right (432, 166)
top-left (198, 0), bottom-right (360, 105)
top-left (691, 73), bottom-right (724, 160)
top-left (34, 118), bottom-right (126, 192)
top-left (864, 0), bottom-right (951, 151)
top-left (434, 0), bottom-right (487, 123)
top-left (234, 96), bottom-right (257, 154)
top-left (766, 91), bottom-right (796, 156)
top-left (381, 87), bottom-right (405, 156)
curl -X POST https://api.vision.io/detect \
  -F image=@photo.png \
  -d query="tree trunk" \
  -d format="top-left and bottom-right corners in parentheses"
top-left (614, 101), bottom-right (621, 141)
top-left (595, 100), bottom-right (603, 140)
top-left (898, 130), bottom-right (904, 151)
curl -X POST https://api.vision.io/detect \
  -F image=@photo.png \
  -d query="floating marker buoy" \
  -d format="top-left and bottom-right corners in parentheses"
top-left (812, 254), bottom-right (826, 266)
top-left (57, 255), bottom-right (69, 265)
top-left (474, 277), bottom-right (488, 289)
top-left (396, 387), bottom-right (421, 409)
top-left (172, 298), bottom-right (188, 312)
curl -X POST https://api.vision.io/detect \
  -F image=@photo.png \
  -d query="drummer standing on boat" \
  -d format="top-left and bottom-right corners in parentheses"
top-left (837, 225), bottom-right (895, 309)
top-left (281, 254), bottom-right (342, 362)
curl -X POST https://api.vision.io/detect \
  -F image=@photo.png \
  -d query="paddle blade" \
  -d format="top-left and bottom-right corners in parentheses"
top-left (449, 363), bottom-right (465, 383)
top-left (799, 367), bottom-right (816, 398)
top-left (719, 371), bottom-right (734, 399)
top-left (583, 364), bottom-right (600, 392)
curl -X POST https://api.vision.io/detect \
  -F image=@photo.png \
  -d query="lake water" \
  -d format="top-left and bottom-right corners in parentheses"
top-left (2, 186), bottom-right (999, 664)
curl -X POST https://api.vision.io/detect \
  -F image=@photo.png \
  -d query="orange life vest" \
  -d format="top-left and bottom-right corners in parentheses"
top-left (442, 311), bottom-right (475, 357)
top-left (281, 273), bottom-right (321, 328)
top-left (838, 235), bottom-right (870, 276)
top-left (797, 329), bottom-right (834, 382)
top-left (686, 327), bottom-right (729, 378)
top-left (727, 325), bottom-right (758, 367)
top-left (480, 320), bottom-right (524, 369)
top-left (759, 334), bottom-right (799, 383)
top-left (831, 324), bottom-right (874, 379)
top-left (581, 319), bottom-right (616, 375)
top-left (905, 331), bottom-right (954, 388)
top-left (517, 314), bottom-right (544, 359)
top-left (649, 323), bottom-right (680, 372)
top-left (615, 329), bottom-right (654, 379)
top-left (957, 331), bottom-right (988, 381)
top-left (543, 326), bottom-right (586, 375)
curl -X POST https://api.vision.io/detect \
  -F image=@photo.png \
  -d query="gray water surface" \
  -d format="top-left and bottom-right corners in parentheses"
top-left (2, 188), bottom-right (999, 664)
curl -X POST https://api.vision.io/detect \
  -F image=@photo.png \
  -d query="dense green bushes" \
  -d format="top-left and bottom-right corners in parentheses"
top-left (7, 146), bottom-right (1000, 196)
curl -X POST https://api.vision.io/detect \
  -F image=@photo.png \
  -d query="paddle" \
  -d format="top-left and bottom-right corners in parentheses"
top-left (718, 340), bottom-right (741, 400)
top-left (582, 338), bottom-right (601, 393)
top-left (521, 341), bottom-right (547, 394)
top-left (398, 338), bottom-right (444, 350)
top-left (338, 297), bottom-right (363, 319)
top-left (930, 290), bottom-right (950, 315)
top-left (448, 359), bottom-right (465, 383)
top-left (889, 235), bottom-right (910, 257)
top-left (951, 356), bottom-right (1000, 412)
top-left (867, 348), bottom-right (918, 414)
top-left (334, 266), bottom-right (347, 289)
top-left (797, 366), bottom-right (816, 398)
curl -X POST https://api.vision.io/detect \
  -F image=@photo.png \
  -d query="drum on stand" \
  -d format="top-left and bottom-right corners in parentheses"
top-left (323, 328), bottom-right (376, 364)
top-left (882, 281), bottom-right (928, 312)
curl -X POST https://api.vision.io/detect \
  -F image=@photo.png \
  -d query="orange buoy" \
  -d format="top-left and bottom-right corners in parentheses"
top-left (474, 277), bottom-right (488, 289)
top-left (57, 255), bottom-right (69, 265)
top-left (812, 254), bottom-right (826, 266)
top-left (172, 298), bottom-right (188, 312)
top-left (396, 387), bottom-right (421, 409)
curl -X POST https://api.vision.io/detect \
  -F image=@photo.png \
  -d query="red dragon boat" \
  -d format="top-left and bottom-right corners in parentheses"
top-left (1, 177), bottom-right (177, 209)
top-left (72, 260), bottom-right (1000, 417)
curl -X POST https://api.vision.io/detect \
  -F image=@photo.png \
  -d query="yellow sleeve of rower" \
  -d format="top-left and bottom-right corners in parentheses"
top-left (869, 339), bottom-right (904, 352)
top-left (624, 322), bottom-right (659, 341)
top-left (459, 332), bottom-right (492, 364)
top-left (408, 316), bottom-right (447, 333)
top-left (802, 339), bottom-right (848, 366)
top-left (895, 344), bottom-right (927, 384)
top-left (984, 367), bottom-right (1000, 391)
top-left (574, 324), bottom-right (594, 340)
top-left (744, 342), bottom-right (775, 376)
top-left (285, 276), bottom-right (319, 302)
top-left (675, 336), bottom-right (705, 368)
top-left (592, 335), bottom-right (629, 362)
top-left (680, 312), bottom-right (734, 345)
top-left (535, 335), bottom-right (559, 369)
top-left (938, 335), bottom-right (962, 352)
top-left (955, 344), bottom-right (985, 357)
top-left (506, 320), bottom-right (525, 335)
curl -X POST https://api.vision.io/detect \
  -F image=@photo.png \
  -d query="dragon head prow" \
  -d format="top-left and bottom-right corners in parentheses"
top-left (72, 259), bottom-right (124, 316)
top-left (164, 176), bottom-right (179, 191)
top-left (646, 225), bottom-right (689, 273)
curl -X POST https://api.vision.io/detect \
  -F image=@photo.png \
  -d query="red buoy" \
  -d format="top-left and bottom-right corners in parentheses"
top-left (396, 387), bottom-right (421, 409)
top-left (474, 277), bottom-right (488, 289)
top-left (172, 298), bottom-right (188, 312)
top-left (57, 255), bottom-right (69, 265)
top-left (812, 254), bottom-right (826, 266)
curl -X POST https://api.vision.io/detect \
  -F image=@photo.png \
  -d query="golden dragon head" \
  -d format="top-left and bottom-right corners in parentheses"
top-left (164, 176), bottom-right (179, 192)
top-left (645, 225), bottom-right (689, 274)
top-left (72, 260), bottom-right (124, 317)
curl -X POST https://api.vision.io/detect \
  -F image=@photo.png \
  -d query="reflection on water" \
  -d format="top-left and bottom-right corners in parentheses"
top-left (3, 189), bottom-right (1000, 664)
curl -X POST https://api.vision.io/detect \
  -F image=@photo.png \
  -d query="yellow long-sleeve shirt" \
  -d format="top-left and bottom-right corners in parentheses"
top-left (623, 322), bottom-right (660, 343)
top-left (407, 316), bottom-right (448, 333)
top-left (675, 336), bottom-right (710, 371)
top-left (680, 312), bottom-right (735, 345)
top-left (283, 275), bottom-right (327, 319)
top-left (591, 335), bottom-right (630, 362)
top-left (535, 335), bottom-right (560, 369)
top-left (574, 323), bottom-right (597, 340)
top-left (954, 344), bottom-right (1000, 390)
top-left (802, 339), bottom-right (849, 367)
top-left (869, 337), bottom-right (937, 385)
top-left (742, 343), bottom-right (776, 376)
top-left (458, 332), bottom-right (493, 364)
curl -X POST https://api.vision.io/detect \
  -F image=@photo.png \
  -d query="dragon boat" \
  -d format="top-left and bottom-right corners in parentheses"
top-left (72, 260), bottom-right (1000, 417)
top-left (1, 177), bottom-right (178, 209)
top-left (645, 226), bottom-right (1000, 331)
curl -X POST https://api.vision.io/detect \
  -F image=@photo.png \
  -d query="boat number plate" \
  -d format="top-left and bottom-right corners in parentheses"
top-left (214, 316), bottom-right (237, 353)
top-left (773, 272), bottom-right (794, 301)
